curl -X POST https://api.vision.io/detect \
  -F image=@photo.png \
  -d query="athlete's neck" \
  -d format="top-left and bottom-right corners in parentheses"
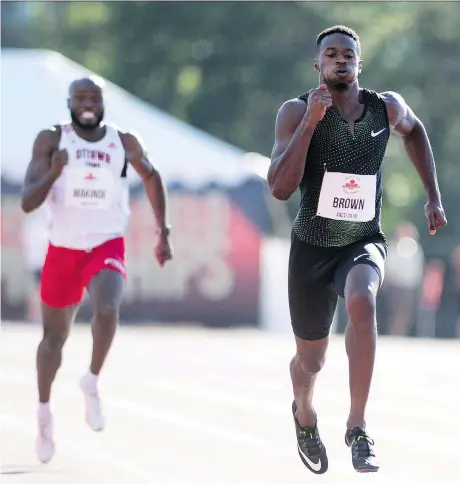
top-left (72, 124), bottom-right (106, 143)
top-left (325, 81), bottom-right (362, 116)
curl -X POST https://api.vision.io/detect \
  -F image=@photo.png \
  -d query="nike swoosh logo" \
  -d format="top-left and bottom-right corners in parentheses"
top-left (298, 444), bottom-right (322, 472)
top-left (353, 254), bottom-right (367, 262)
top-left (371, 128), bottom-right (386, 137)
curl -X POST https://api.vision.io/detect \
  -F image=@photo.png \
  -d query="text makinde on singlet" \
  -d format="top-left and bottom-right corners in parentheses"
top-left (293, 89), bottom-right (390, 248)
top-left (73, 188), bottom-right (106, 200)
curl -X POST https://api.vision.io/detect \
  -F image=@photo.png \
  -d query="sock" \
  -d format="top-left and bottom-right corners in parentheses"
top-left (84, 370), bottom-right (99, 388)
top-left (38, 401), bottom-right (51, 420)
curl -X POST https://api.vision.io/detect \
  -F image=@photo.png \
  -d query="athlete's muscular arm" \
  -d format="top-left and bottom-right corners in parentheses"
top-left (120, 131), bottom-right (172, 266)
top-left (120, 131), bottom-right (169, 229)
top-left (382, 91), bottom-right (447, 234)
top-left (268, 85), bottom-right (332, 201)
top-left (268, 100), bottom-right (311, 200)
top-left (21, 129), bottom-right (64, 213)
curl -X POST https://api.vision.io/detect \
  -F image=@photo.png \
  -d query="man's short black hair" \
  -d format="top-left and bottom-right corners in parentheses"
top-left (316, 25), bottom-right (361, 54)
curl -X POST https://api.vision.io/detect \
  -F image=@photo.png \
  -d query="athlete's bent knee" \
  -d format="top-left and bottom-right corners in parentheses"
top-left (293, 341), bottom-right (328, 376)
top-left (291, 354), bottom-right (326, 376)
top-left (42, 326), bottom-right (69, 350)
top-left (346, 286), bottom-right (376, 325)
top-left (93, 301), bottom-right (119, 323)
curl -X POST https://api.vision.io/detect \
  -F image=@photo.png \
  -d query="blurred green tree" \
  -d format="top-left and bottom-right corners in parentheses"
top-left (2, 1), bottom-right (459, 251)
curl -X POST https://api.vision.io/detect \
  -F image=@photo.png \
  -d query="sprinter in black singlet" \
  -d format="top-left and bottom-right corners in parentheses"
top-left (268, 26), bottom-right (447, 475)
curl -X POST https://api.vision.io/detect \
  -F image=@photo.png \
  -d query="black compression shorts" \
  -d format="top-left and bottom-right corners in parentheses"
top-left (288, 231), bottom-right (387, 341)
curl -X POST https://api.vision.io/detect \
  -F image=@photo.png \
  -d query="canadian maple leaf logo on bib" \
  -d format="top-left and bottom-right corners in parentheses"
top-left (342, 176), bottom-right (360, 194)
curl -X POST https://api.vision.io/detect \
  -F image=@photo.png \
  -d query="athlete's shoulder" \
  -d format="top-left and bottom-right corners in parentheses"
top-left (34, 125), bottom-right (61, 146)
top-left (370, 90), bottom-right (407, 116)
top-left (102, 123), bottom-right (142, 148)
top-left (378, 90), bottom-right (406, 107)
top-left (106, 122), bottom-right (138, 140)
top-left (115, 128), bottom-right (148, 157)
top-left (104, 121), bottom-right (124, 133)
top-left (277, 96), bottom-right (308, 121)
top-left (115, 128), bottom-right (143, 143)
top-left (378, 91), bottom-right (409, 128)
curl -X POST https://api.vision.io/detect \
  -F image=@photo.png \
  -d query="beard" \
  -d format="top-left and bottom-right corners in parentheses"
top-left (329, 81), bottom-right (349, 92)
top-left (70, 109), bottom-right (104, 130)
top-left (325, 72), bottom-right (358, 92)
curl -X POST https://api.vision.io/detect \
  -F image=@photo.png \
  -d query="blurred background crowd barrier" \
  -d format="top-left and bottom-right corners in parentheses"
top-left (2, 1), bottom-right (459, 338)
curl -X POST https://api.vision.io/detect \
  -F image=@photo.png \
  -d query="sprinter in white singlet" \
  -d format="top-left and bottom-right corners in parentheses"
top-left (21, 77), bottom-right (173, 464)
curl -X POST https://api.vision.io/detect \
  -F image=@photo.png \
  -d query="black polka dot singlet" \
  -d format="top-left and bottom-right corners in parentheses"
top-left (293, 88), bottom-right (390, 247)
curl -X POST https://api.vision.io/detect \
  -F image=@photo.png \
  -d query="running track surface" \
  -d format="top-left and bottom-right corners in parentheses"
top-left (1, 322), bottom-right (458, 484)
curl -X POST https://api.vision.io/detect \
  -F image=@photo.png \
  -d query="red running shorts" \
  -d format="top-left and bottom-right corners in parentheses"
top-left (40, 237), bottom-right (126, 308)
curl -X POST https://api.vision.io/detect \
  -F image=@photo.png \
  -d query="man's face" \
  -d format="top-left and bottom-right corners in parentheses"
top-left (315, 33), bottom-right (362, 89)
top-left (68, 80), bottom-right (104, 130)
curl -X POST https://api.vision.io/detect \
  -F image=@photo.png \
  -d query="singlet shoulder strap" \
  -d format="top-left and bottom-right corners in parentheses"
top-left (58, 122), bottom-right (74, 134)
top-left (114, 128), bottom-right (129, 179)
top-left (361, 88), bottom-right (386, 107)
top-left (362, 89), bottom-right (390, 127)
top-left (298, 92), bottom-right (309, 104)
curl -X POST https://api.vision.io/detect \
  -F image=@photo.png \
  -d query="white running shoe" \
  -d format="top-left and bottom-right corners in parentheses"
top-left (80, 372), bottom-right (105, 431)
top-left (36, 407), bottom-right (55, 463)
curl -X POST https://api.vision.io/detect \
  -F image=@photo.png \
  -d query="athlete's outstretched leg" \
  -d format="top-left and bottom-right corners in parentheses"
top-left (36, 302), bottom-right (79, 463)
top-left (344, 264), bottom-right (379, 431)
top-left (37, 303), bottom-right (79, 402)
top-left (80, 269), bottom-right (125, 431)
top-left (287, 234), bottom-right (338, 475)
top-left (343, 263), bottom-right (380, 473)
top-left (290, 336), bottom-right (330, 474)
top-left (290, 337), bottom-right (329, 428)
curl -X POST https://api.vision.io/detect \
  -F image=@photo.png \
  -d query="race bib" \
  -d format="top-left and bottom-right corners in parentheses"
top-left (316, 172), bottom-right (376, 222)
top-left (64, 166), bottom-right (115, 210)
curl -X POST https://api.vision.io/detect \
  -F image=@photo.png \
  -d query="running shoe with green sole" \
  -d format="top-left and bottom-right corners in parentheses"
top-left (345, 427), bottom-right (380, 472)
top-left (291, 400), bottom-right (328, 474)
